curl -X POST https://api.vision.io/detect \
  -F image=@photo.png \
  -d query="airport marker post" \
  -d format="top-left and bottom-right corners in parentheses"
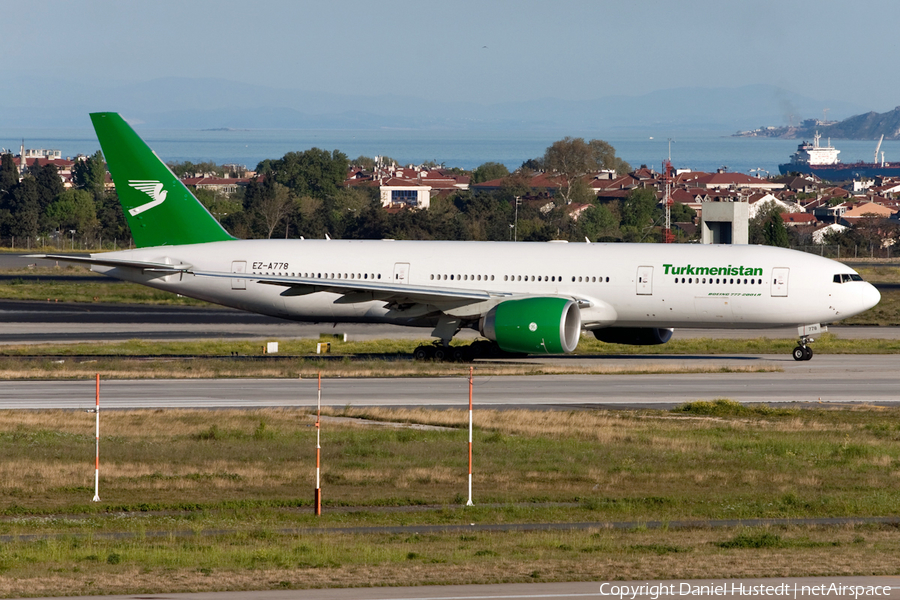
top-left (92, 374), bottom-right (100, 502)
top-left (315, 371), bottom-right (322, 516)
top-left (466, 366), bottom-right (474, 506)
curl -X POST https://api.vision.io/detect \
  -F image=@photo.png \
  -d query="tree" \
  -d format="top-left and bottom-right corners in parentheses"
top-left (256, 148), bottom-right (349, 199)
top-left (763, 212), bottom-right (790, 247)
top-left (240, 179), bottom-right (295, 239)
top-left (576, 204), bottom-right (618, 241)
top-left (167, 161), bottom-right (224, 178)
top-left (749, 203), bottom-right (789, 247)
top-left (31, 163), bottom-right (64, 211)
top-left (0, 153), bottom-right (18, 199)
top-left (73, 151), bottom-right (106, 198)
top-left (258, 183), bottom-right (294, 239)
top-left (621, 188), bottom-right (660, 229)
top-left (45, 189), bottom-right (99, 237)
top-left (542, 137), bottom-right (631, 204)
top-left (472, 162), bottom-right (509, 184)
top-left (3, 177), bottom-right (40, 239)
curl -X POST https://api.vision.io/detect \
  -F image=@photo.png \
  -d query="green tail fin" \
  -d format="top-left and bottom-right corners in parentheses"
top-left (90, 112), bottom-right (236, 248)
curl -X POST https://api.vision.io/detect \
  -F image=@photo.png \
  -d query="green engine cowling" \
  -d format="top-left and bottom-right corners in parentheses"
top-left (480, 297), bottom-right (581, 354)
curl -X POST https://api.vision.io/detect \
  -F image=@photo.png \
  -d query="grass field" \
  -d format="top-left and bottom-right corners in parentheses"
top-left (0, 404), bottom-right (899, 596)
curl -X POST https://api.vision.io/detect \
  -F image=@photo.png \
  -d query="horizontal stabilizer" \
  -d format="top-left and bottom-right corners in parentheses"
top-left (26, 254), bottom-right (191, 274)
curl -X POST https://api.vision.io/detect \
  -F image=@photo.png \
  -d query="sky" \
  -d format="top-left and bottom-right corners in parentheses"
top-left (3, 0), bottom-right (900, 112)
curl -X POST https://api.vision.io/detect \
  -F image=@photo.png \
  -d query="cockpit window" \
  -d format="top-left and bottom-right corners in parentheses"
top-left (834, 273), bottom-right (864, 283)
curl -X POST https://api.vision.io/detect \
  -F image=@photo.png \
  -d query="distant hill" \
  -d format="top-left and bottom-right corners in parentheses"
top-left (817, 107), bottom-right (900, 139)
top-left (736, 106), bottom-right (900, 140)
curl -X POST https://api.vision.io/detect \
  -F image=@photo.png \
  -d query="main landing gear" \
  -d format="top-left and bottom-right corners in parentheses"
top-left (412, 340), bottom-right (523, 362)
top-left (792, 336), bottom-right (814, 361)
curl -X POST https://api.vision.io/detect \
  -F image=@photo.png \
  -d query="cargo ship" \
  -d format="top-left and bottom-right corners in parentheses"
top-left (778, 133), bottom-right (900, 180)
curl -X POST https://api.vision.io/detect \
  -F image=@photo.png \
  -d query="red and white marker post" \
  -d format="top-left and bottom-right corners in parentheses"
top-left (92, 373), bottom-right (100, 502)
top-left (314, 371), bottom-right (322, 516)
top-left (466, 366), bottom-right (474, 506)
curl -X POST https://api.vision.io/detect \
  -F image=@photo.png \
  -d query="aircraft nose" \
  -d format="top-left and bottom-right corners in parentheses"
top-left (861, 283), bottom-right (881, 312)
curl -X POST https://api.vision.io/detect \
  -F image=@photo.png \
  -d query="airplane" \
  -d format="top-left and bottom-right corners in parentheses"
top-left (33, 112), bottom-right (881, 362)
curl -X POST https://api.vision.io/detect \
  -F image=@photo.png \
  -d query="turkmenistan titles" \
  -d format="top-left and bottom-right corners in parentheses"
top-left (663, 264), bottom-right (763, 277)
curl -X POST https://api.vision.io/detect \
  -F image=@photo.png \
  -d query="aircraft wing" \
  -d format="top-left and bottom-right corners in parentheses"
top-left (190, 269), bottom-right (513, 308)
top-left (26, 254), bottom-right (191, 274)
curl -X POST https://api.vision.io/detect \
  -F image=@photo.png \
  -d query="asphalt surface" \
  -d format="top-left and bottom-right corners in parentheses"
top-left (1, 353), bottom-right (898, 409)
top-left (22, 577), bottom-right (900, 600)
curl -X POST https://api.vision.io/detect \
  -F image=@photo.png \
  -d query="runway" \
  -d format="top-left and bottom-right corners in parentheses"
top-left (0, 354), bottom-right (897, 409)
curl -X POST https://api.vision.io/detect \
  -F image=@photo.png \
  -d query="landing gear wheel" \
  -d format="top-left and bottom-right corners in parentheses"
top-left (450, 346), bottom-right (470, 362)
top-left (792, 346), bottom-right (806, 361)
top-left (803, 346), bottom-right (813, 361)
top-left (468, 340), bottom-right (492, 359)
top-left (413, 345), bottom-right (434, 361)
top-left (432, 347), bottom-right (447, 362)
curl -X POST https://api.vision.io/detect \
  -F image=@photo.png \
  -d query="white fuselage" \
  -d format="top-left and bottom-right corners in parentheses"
top-left (91, 240), bottom-right (880, 332)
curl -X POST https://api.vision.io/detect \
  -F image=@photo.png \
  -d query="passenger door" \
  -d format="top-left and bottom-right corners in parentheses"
top-left (636, 265), bottom-right (653, 295)
top-left (393, 262), bottom-right (410, 284)
top-left (771, 267), bottom-right (789, 297)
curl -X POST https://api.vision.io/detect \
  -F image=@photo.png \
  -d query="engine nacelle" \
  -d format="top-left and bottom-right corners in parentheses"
top-left (480, 297), bottom-right (581, 354)
top-left (592, 327), bottom-right (674, 346)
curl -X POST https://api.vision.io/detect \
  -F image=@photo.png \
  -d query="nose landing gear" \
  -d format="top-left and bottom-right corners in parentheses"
top-left (792, 325), bottom-right (823, 361)
top-left (792, 336), bottom-right (814, 361)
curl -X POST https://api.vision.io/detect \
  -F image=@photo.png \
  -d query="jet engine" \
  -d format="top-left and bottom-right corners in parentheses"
top-left (480, 297), bottom-right (581, 354)
top-left (592, 327), bottom-right (674, 345)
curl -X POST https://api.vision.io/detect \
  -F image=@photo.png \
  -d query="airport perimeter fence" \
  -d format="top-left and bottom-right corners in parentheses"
top-left (0, 236), bottom-right (134, 253)
top-left (791, 244), bottom-right (898, 260)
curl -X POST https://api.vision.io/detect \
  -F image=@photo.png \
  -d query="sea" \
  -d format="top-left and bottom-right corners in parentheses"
top-left (4, 127), bottom-right (900, 176)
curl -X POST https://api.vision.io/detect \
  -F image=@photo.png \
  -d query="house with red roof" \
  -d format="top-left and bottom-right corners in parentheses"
top-left (694, 171), bottom-right (784, 192)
